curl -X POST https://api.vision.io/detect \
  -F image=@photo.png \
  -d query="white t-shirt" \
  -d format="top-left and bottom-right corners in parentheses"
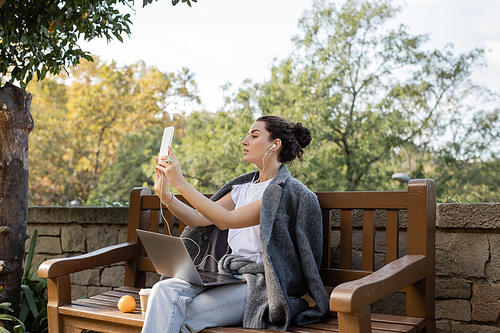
top-left (228, 178), bottom-right (272, 263)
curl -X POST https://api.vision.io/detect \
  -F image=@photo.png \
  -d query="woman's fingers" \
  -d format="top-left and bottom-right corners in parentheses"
top-left (155, 164), bottom-right (161, 174)
top-left (156, 147), bottom-right (175, 167)
top-left (157, 153), bottom-right (171, 164)
top-left (168, 146), bottom-right (178, 163)
top-left (154, 146), bottom-right (184, 189)
top-left (155, 164), bottom-right (167, 173)
top-left (155, 165), bottom-right (169, 184)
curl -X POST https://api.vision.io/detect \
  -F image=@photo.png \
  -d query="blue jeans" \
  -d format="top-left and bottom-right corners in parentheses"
top-left (141, 278), bottom-right (248, 333)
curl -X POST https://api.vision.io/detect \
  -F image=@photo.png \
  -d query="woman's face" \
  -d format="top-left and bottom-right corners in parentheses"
top-left (241, 121), bottom-right (275, 164)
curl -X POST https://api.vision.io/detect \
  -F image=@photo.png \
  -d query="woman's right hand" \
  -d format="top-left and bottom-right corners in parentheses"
top-left (154, 156), bottom-right (173, 204)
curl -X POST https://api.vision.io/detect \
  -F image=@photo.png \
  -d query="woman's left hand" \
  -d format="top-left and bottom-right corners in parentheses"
top-left (155, 146), bottom-right (186, 190)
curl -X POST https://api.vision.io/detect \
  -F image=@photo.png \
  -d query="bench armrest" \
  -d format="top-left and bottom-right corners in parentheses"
top-left (330, 255), bottom-right (427, 313)
top-left (38, 242), bottom-right (138, 279)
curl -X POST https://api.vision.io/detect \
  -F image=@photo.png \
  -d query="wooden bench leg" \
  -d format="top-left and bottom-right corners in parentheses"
top-left (47, 275), bottom-right (72, 333)
top-left (338, 306), bottom-right (371, 333)
top-left (406, 279), bottom-right (435, 333)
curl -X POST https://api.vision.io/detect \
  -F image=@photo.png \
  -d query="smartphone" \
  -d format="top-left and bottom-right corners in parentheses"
top-left (159, 126), bottom-right (174, 158)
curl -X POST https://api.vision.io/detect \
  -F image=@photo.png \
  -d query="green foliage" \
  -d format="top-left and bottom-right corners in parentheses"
top-left (431, 155), bottom-right (500, 203)
top-left (89, 125), bottom-right (165, 202)
top-left (0, 230), bottom-right (48, 333)
top-left (143, 0), bottom-right (197, 7)
top-left (0, 0), bottom-right (131, 87)
top-left (175, 109), bottom-right (256, 194)
top-left (254, 0), bottom-right (421, 190)
top-left (19, 230), bottom-right (48, 333)
top-left (85, 107), bottom-right (255, 202)
top-left (79, 198), bottom-right (129, 207)
top-left (0, 302), bottom-right (25, 333)
top-left (22, 0), bottom-right (500, 203)
top-left (241, 0), bottom-right (497, 193)
top-left (437, 196), bottom-right (466, 204)
top-left (28, 58), bottom-right (200, 206)
top-left (0, 0), bottom-right (195, 88)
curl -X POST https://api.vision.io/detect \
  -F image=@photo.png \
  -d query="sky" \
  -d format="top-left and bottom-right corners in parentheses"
top-left (79, 0), bottom-right (500, 113)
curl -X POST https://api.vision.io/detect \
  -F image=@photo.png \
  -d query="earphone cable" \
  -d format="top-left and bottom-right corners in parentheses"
top-left (158, 168), bottom-right (243, 267)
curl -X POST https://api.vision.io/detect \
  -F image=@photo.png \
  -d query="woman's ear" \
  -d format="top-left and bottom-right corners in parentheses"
top-left (274, 139), bottom-right (282, 151)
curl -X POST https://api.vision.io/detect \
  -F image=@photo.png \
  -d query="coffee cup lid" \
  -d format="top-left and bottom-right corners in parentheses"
top-left (139, 288), bottom-right (152, 295)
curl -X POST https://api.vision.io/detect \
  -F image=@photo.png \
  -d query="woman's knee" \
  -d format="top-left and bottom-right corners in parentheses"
top-left (151, 277), bottom-right (210, 304)
top-left (153, 277), bottom-right (191, 290)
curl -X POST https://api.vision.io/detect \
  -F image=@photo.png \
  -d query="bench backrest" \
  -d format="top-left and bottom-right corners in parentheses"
top-left (317, 179), bottom-right (435, 285)
top-left (123, 179), bottom-right (435, 317)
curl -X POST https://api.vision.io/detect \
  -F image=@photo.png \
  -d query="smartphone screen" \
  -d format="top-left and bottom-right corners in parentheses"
top-left (159, 126), bottom-right (174, 158)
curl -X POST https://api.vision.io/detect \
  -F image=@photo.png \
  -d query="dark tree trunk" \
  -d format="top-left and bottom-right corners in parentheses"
top-left (0, 82), bottom-right (34, 314)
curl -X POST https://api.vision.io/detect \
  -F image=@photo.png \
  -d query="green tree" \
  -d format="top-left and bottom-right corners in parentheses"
top-left (251, 0), bottom-right (493, 192)
top-left (28, 58), bottom-right (200, 206)
top-left (175, 109), bottom-right (256, 194)
top-left (26, 77), bottom-right (72, 206)
top-left (90, 125), bottom-right (165, 203)
top-left (429, 108), bottom-right (500, 202)
top-left (0, 0), bottom-right (193, 86)
top-left (91, 105), bottom-right (255, 203)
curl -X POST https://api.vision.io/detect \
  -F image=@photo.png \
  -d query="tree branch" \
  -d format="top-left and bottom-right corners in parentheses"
top-left (352, 154), bottom-right (383, 190)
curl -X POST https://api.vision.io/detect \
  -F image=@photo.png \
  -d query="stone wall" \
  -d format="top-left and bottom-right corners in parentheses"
top-left (435, 203), bottom-right (500, 333)
top-left (27, 203), bottom-right (500, 332)
top-left (27, 207), bottom-right (164, 301)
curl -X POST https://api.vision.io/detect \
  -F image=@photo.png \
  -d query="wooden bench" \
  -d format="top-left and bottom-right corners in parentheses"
top-left (38, 179), bottom-right (436, 333)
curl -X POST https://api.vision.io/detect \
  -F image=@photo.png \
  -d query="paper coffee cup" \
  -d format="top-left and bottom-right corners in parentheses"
top-left (139, 288), bottom-right (152, 315)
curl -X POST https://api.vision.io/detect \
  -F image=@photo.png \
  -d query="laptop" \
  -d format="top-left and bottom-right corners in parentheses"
top-left (136, 229), bottom-right (245, 286)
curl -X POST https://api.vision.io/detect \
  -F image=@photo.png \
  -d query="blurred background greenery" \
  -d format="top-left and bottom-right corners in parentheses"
top-left (27, 0), bottom-right (500, 205)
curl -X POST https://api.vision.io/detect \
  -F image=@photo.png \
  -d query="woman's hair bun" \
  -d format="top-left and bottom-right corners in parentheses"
top-left (293, 122), bottom-right (312, 148)
top-left (256, 115), bottom-right (313, 164)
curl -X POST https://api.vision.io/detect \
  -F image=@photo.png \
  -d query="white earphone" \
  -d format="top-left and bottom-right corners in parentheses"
top-left (265, 143), bottom-right (277, 156)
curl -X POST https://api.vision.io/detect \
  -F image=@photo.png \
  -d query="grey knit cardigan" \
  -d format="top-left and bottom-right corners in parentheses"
top-left (180, 165), bottom-right (329, 330)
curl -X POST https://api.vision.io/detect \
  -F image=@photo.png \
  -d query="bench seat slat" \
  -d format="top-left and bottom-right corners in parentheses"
top-left (369, 322), bottom-right (415, 333)
top-left (61, 309), bottom-right (142, 333)
top-left (59, 304), bottom-right (144, 326)
top-left (115, 286), bottom-right (141, 293)
top-left (70, 301), bottom-right (109, 310)
top-left (90, 294), bottom-right (125, 303)
top-left (102, 290), bottom-right (140, 301)
top-left (371, 314), bottom-right (425, 331)
top-left (320, 313), bottom-right (424, 332)
top-left (306, 321), bottom-right (416, 333)
top-left (288, 326), bottom-right (402, 333)
top-left (288, 326), bottom-right (335, 333)
top-left (75, 298), bottom-right (141, 312)
top-left (201, 327), bottom-right (284, 333)
top-left (74, 298), bottom-right (126, 309)
top-left (294, 323), bottom-right (339, 332)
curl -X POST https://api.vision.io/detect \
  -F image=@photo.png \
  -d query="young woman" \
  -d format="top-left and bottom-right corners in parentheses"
top-left (142, 116), bottom-right (329, 332)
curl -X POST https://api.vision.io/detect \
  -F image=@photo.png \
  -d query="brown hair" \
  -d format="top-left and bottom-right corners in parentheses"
top-left (257, 115), bottom-right (312, 164)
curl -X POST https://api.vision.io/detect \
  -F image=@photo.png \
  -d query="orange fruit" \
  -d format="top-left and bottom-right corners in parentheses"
top-left (117, 295), bottom-right (136, 313)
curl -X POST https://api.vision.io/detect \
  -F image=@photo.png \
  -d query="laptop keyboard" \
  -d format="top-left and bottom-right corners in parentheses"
top-left (200, 274), bottom-right (224, 283)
